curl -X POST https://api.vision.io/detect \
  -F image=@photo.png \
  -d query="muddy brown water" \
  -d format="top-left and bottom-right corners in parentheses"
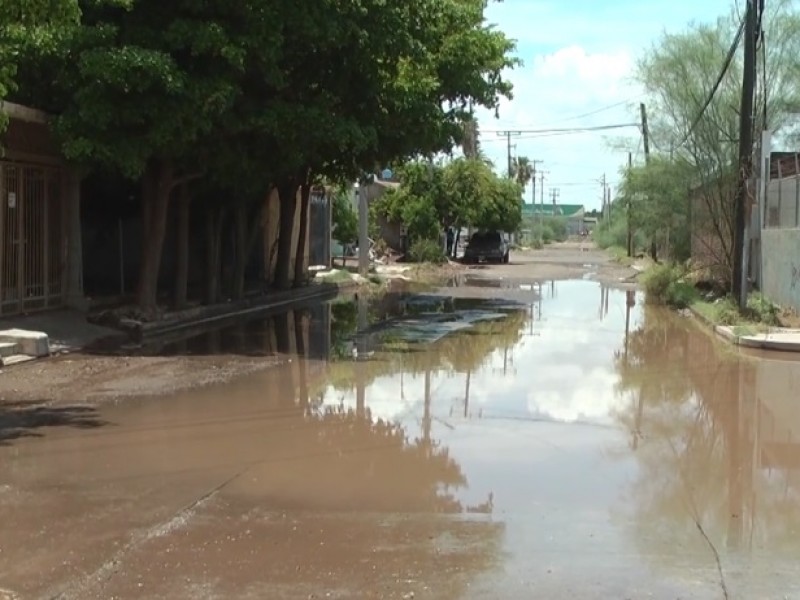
top-left (2, 280), bottom-right (800, 599)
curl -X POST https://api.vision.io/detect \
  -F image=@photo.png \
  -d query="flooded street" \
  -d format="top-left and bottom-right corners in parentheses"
top-left (2, 279), bottom-right (800, 599)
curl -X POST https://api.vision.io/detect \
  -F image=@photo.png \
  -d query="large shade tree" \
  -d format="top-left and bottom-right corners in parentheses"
top-left (6, 0), bottom-right (518, 310)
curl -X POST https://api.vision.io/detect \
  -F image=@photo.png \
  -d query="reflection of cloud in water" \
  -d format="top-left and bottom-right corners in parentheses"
top-left (526, 366), bottom-right (624, 425)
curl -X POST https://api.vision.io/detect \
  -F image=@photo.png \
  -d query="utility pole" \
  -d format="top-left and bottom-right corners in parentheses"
top-left (497, 131), bottom-right (522, 178)
top-left (538, 171), bottom-right (549, 237)
top-left (627, 152), bottom-right (633, 257)
top-left (733, 0), bottom-right (758, 308)
top-left (640, 103), bottom-right (651, 164)
top-left (600, 174), bottom-right (607, 221)
top-left (550, 188), bottom-right (560, 207)
top-left (531, 159), bottom-right (544, 205)
top-left (358, 180), bottom-right (370, 276)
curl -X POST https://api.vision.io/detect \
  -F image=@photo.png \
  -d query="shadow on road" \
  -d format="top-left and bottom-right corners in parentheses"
top-left (0, 401), bottom-right (107, 446)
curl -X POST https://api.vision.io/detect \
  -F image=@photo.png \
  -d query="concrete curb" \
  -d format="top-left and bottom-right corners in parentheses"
top-left (95, 281), bottom-right (359, 343)
top-left (688, 305), bottom-right (800, 353)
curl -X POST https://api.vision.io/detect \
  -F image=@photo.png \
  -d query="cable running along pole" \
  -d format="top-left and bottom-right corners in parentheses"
top-left (497, 131), bottom-right (522, 178)
top-left (733, 0), bottom-right (758, 307)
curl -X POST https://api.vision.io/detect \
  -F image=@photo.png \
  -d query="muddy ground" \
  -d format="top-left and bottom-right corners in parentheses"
top-left (0, 243), bottom-right (638, 406)
top-left (1, 248), bottom-right (799, 600)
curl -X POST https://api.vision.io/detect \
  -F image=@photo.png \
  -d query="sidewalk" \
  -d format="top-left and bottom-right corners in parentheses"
top-left (689, 306), bottom-right (800, 353)
top-left (714, 324), bottom-right (800, 352)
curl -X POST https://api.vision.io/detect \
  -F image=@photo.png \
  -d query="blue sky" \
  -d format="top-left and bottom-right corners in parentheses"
top-left (475, 0), bottom-right (736, 210)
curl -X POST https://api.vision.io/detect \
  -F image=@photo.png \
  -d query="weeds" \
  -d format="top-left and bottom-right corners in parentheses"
top-left (409, 239), bottom-right (446, 264)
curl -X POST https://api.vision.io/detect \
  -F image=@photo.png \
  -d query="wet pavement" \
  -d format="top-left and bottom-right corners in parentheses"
top-left (2, 279), bottom-right (800, 599)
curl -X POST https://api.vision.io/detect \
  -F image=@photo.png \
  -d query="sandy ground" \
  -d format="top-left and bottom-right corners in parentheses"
top-left (463, 241), bottom-right (640, 286)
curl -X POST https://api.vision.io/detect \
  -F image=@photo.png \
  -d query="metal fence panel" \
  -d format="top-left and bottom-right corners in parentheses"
top-left (0, 162), bottom-right (64, 316)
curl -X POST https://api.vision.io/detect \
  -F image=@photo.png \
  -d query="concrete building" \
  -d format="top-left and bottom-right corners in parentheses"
top-left (1, 101), bottom-right (84, 316)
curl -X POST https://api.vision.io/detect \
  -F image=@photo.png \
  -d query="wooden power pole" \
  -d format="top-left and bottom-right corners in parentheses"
top-left (640, 103), bottom-right (651, 164)
top-left (627, 152), bottom-right (633, 257)
top-left (733, 0), bottom-right (758, 307)
top-left (497, 131), bottom-right (522, 178)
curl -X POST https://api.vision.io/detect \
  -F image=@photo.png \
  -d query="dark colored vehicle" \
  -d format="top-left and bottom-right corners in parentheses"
top-left (463, 231), bottom-right (510, 264)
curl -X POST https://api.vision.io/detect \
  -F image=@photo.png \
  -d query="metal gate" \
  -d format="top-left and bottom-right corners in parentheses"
top-left (0, 162), bottom-right (64, 316)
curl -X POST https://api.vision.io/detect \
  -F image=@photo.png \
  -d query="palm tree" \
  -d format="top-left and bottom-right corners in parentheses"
top-left (511, 156), bottom-right (534, 188)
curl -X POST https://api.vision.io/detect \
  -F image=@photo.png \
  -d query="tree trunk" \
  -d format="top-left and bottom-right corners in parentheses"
top-left (232, 200), bottom-right (265, 301)
top-left (232, 204), bottom-right (248, 301)
top-left (275, 181), bottom-right (298, 290)
top-left (174, 183), bottom-right (191, 309)
top-left (294, 182), bottom-right (311, 288)
top-left (137, 160), bottom-right (174, 315)
top-left (205, 206), bottom-right (225, 305)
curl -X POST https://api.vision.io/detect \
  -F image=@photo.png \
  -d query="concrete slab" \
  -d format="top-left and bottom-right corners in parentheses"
top-left (0, 354), bottom-right (36, 367)
top-left (0, 342), bottom-right (19, 358)
top-left (0, 330), bottom-right (49, 357)
top-left (0, 309), bottom-right (120, 353)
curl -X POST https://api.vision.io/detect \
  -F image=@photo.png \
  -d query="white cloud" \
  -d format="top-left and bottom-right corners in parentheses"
top-left (474, 0), bottom-right (733, 210)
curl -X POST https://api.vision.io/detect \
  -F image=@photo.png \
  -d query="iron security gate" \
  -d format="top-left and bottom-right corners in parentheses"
top-left (0, 162), bottom-right (64, 316)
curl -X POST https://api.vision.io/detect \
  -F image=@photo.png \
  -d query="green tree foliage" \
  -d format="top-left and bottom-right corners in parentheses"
top-left (633, 0), bottom-right (800, 281)
top-left (510, 155), bottom-right (534, 189)
top-left (375, 158), bottom-right (523, 248)
top-left (332, 189), bottom-right (358, 247)
top-left (5, 0), bottom-right (518, 310)
top-left (618, 157), bottom-right (694, 261)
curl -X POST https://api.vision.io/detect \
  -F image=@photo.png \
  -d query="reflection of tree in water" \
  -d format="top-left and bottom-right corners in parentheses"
top-left (612, 306), bottom-right (800, 566)
top-left (300, 404), bottom-right (468, 514)
top-left (324, 303), bottom-right (527, 391)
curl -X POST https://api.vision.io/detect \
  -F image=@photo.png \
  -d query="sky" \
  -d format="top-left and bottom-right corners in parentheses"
top-left (475, 0), bottom-right (735, 210)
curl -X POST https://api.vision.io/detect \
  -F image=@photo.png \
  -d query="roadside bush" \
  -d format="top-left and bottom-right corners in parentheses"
top-left (593, 219), bottom-right (628, 249)
top-left (409, 238), bottom-right (446, 264)
top-left (531, 238), bottom-right (544, 250)
top-left (544, 217), bottom-right (568, 242)
top-left (642, 263), bottom-right (698, 308)
top-left (642, 264), bottom-right (679, 303)
top-left (746, 292), bottom-right (780, 326)
top-left (714, 297), bottom-right (741, 325)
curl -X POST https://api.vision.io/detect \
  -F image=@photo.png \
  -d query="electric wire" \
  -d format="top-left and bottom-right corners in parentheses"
top-left (673, 16), bottom-right (746, 150)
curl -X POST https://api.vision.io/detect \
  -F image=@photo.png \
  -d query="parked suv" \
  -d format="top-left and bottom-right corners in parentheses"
top-left (463, 231), bottom-right (510, 264)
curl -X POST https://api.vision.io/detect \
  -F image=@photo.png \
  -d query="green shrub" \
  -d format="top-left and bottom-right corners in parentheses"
top-left (666, 281), bottom-right (698, 309)
top-left (714, 297), bottom-right (741, 325)
top-left (409, 238), bottom-right (446, 264)
top-left (641, 263), bottom-right (698, 308)
top-left (746, 292), bottom-right (780, 326)
top-left (531, 237), bottom-right (544, 249)
top-left (642, 264), bottom-right (680, 303)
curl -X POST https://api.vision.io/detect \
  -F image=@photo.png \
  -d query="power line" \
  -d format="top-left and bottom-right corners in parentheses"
top-left (487, 95), bottom-right (645, 130)
top-left (674, 16), bottom-right (746, 150)
top-left (484, 123), bottom-right (639, 134)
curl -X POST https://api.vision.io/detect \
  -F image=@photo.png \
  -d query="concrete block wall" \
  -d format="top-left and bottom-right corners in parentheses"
top-left (761, 228), bottom-right (800, 312)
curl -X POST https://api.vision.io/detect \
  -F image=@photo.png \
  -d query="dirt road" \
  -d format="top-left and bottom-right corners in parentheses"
top-left (465, 241), bottom-right (639, 286)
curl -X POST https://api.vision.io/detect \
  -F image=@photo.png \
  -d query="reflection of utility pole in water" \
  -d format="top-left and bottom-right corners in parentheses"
top-left (423, 366), bottom-right (432, 455)
top-left (624, 290), bottom-right (635, 360)
top-left (727, 360), bottom-right (744, 550)
top-left (356, 294), bottom-right (368, 418)
top-left (624, 290), bottom-right (645, 450)
top-left (464, 369), bottom-right (471, 418)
